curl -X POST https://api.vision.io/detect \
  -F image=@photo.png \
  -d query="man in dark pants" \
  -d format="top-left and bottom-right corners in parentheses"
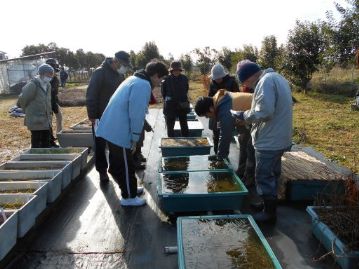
top-left (96, 60), bottom-right (168, 206)
top-left (86, 51), bottom-right (131, 182)
top-left (208, 63), bottom-right (239, 153)
top-left (161, 61), bottom-right (189, 137)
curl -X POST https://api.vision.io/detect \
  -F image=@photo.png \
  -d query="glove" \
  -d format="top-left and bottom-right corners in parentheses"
top-left (131, 141), bottom-right (137, 155)
top-left (144, 120), bottom-right (153, 132)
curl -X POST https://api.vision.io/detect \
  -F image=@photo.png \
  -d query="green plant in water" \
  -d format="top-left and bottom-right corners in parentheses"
top-left (0, 188), bottom-right (36, 194)
top-left (0, 202), bottom-right (25, 209)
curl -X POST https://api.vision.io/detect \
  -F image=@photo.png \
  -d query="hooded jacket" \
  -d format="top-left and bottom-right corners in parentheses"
top-left (243, 68), bottom-right (293, 151)
top-left (86, 58), bottom-right (125, 119)
top-left (95, 70), bottom-right (151, 148)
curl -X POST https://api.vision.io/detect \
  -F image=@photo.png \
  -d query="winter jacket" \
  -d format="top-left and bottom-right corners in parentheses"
top-left (50, 75), bottom-right (60, 113)
top-left (18, 77), bottom-right (52, 131)
top-left (243, 68), bottom-right (293, 151)
top-left (86, 58), bottom-right (125, 119)
top-left (208, 74), bottom-right (239, 97)
top-left (213, 90), bottom-right (253, 158)
top-left (60, 70), bottom-right (68, 81)
top-left (161, 74), bottom-right (189, 117)
top-left (96, 71), bottom-right (151, 149)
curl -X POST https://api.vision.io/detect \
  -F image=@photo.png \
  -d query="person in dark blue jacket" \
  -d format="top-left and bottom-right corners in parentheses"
top-left (208, 64), bottom-right (239, 154)
top-left (161, 61), bottom-right (189, 137)
top-left (86, 51), bottom-right (131, 183)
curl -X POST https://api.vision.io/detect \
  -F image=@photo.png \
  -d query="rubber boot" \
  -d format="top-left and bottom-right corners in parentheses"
top-left (252, 197), bottom-right (277, 224)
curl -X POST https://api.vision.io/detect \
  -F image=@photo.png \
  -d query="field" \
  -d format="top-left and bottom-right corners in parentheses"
top-left (0, 78), bottom-right (358, 173)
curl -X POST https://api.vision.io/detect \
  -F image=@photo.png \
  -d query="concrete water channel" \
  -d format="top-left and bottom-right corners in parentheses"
top-left (3, 109), bottom-right (340, 269)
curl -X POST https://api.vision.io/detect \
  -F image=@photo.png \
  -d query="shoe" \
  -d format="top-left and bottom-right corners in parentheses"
top-left (137, 186), bottom-right (144, 195)
top-left (252, 197), bottom-right (277, 224)
top-left (120, 196), bottom-right (146, 207)
top-left (99, 172), bottom-right (109, 183)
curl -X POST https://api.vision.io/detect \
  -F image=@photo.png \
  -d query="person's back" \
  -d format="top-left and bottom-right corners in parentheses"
top-left (248, 68), bottom-right (293, 150)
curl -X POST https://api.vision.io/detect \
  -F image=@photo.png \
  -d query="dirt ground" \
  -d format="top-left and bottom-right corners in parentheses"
top-left (0, 84), bottom-right (169, 164)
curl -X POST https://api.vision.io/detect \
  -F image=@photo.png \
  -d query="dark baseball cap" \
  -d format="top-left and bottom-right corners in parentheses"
top-left (115, 51), bottom-right (131, 67)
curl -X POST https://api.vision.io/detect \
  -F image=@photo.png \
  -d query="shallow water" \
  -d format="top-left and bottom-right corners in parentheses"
top-left (161, 171), bottom-right (242, 194)
top-left (161, 156), bottom-right (228, 172)
top-left (0, 188), bottom-right (36, 194)
top-left (181, 218), bottom-right (275, 269)
top-left (0, 202), bottom-right (25, 209)
top-left (161, 138), bottom-right (209, 147)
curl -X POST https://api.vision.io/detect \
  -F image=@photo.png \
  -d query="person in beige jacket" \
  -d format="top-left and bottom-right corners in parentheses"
top-left (18, 64), bottom-right (54, 148)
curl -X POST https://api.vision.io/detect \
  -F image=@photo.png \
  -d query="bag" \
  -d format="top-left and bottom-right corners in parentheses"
top-left (179, 101), bottom-right (190, 113)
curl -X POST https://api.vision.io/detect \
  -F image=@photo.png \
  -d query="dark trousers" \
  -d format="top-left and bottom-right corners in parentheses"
top-left (237, 127), bottom-right (255, 183)
top-left (107, 141), bottom-right (137, 199)
top-left (31, 130), bottom-right (51, 148)
top-left (94, 136), bottom-right (108, 174)
top-left (166, 113), bottom-right (189, 137)
top-left (212, 128), bottom-right (219, 154)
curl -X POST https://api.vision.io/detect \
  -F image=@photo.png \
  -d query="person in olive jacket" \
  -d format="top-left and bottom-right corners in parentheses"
top-left (161, 61), bottom-right (189, 137)
top-left (86, 51), bottom-right (131, 183)
top-left (18, 64), bottom-right (54, 148)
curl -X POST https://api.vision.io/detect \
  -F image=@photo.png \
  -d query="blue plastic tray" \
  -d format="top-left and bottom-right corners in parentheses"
top-left (157, 170), bottom-right (248, 213)
top-left (306, 206), bottom-right (359, 269)
top-left (158, 155), bottom-right (232, 173)
top-left (177, 214), bottom-right (282, 269)
top-left (160, 137), bottom-right (212, 157)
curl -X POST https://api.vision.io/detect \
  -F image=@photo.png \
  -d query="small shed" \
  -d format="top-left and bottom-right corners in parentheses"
top-left (0, 51), bottom-right (55, 95)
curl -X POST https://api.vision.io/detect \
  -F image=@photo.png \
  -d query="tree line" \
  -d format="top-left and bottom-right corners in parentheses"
top-left (22, 0), bottom-right (358, 91)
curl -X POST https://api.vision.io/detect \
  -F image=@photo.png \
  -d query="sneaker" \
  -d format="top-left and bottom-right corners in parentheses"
top-left (99, 172), bottom-right (109, 183)
top-left (137, 186), bottom-right (144, 195)
top-left (120, 196), bottom-right (146, 207)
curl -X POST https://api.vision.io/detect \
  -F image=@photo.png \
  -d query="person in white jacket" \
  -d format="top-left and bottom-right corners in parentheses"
top-left (96, 60), bottom-right (168, 207)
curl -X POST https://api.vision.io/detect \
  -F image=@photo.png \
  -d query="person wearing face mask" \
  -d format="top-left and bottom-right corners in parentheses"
top-left (86, 51), bottom-right (131, 183)
top-left (96, 60), bottom-right (168, 206)
top-left (17, 64), bottom-right (54, 148)
top-left (232, 61), bottom-right (293, 224)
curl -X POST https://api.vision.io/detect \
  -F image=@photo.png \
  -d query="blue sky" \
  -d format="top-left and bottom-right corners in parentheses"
top-left (1, 0), bottom-right (347, 59)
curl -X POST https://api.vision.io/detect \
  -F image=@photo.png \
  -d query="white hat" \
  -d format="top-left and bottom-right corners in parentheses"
top-left (210, 64), bottom-right (227, 80)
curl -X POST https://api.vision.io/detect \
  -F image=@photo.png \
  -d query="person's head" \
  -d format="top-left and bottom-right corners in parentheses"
top-left (169, 61), bottom-right (183, 77)
top-left (210, 64), bottom-right (227, 84)
top-left (236, 61), bottom-right (262, 89)
top-left (194, 96), bottom-right (215, 118)
top-left (113, 51), bottom-right (131, 74)
top-left (38, 64), bottom-right (54, 83)
top-left (45, 58), bottom-right (60, 72)
top-left (145, 59), bottom-right (168, 87)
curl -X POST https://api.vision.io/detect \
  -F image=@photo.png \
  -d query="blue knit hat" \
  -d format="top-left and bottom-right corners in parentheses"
top-left (236, 62), bottom-right (261, 83)
top-left (38, 64), bottom-right (54, 75)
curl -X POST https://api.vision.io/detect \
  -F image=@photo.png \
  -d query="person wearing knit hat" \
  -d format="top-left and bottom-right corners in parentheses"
top-left (17, 64), bottom-right (55, 148)
top-left (232, 59), bottom-right (293, 224)
top-left (207, 63), bottom-right (239, 154)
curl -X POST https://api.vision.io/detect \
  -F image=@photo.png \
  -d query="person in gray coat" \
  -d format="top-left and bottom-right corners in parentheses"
top-left (18, 64), bottom-right (54, 148)
top-left (233, 61), bottom-right (293, 224)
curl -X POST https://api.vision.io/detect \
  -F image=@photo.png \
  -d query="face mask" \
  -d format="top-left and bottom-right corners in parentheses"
top-left (117, 65), bottom-right (128, 75)
top-left (42, 76), bottom-right (52, 83)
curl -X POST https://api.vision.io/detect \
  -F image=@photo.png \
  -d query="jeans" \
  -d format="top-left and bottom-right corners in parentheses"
top-left (255, 149), bottom-right (286, 197)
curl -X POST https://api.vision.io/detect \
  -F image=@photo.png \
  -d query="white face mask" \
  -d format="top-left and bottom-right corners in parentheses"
top-left (42, 76), bottom-right (52, 83)
top-left (117, 65), bottom-right (128, 75)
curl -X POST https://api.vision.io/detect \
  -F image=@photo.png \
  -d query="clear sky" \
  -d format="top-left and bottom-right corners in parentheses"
top-left (1, 0), bottom-right (346, 59)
